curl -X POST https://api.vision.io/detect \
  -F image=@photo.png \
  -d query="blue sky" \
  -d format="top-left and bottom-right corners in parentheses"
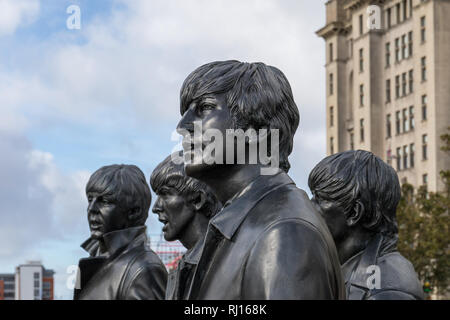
top-left (0, 0), bottom-right (328, 299)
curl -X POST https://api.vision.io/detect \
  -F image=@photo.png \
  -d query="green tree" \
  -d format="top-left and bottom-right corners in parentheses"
top-left (397, 128), bottom-right (450, 298)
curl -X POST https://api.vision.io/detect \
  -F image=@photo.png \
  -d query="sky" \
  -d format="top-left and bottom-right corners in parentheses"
top-left (0, 0), bottom-right (328, 299)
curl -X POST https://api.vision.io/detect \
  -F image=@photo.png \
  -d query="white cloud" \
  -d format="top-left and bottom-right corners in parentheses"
top-left (0, 0), bottom-right (40, 36)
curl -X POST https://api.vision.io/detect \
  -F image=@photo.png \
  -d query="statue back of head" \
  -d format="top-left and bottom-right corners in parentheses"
top-left (308, 150), bottom-right (401, 240)
top-left (179, 60), bottom-right (300, 172)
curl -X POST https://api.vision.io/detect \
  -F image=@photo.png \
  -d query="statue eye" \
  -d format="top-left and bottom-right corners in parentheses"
top-left (197, 103), bottom-right (214, 114)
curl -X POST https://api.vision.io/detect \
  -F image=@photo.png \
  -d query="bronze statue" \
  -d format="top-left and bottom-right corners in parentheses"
top-left (74, 164), bottom-right (167, 300)
top-left (150, 152), bottom-right (221, 299)
top-left (308, 150), bottom-right (424, 300)
top-left (176, 60), bottom-right (345, 299)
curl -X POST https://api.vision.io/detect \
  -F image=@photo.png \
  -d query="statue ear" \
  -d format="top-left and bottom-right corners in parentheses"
top-left (128, 207), bottom-right (141, 222)
top-left (347, 200), bottom-right (364, 227)
top-left (191, 190), bottom-right (207, 212)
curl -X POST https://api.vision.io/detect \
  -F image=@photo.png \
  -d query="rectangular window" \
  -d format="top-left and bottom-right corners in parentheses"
top-left (330, 137), bottom-right (334, 154)
top-left (34, 289), bottom-right (39, 297)
top-left (395, 38), bottom-right (400, 62)
top-left (34, 272), bottom-right (39, 279)
top-left (396, 3), bottom-right (401, 23)
top-left (421, 16), bottom-right (426, 42)
top-left (386, 42), bottom-right (391, 67)
top-left (395, 75), bottom-right (400, 98)
top-left (421, 57), bottom-right (427, 81)
top-left (397, 147), bottom-right (402, 170)
top-left (360, 118), bottom-right (365, 142)
top-left (359, 14), bottom-right (364, 35)
top-left (359, 48), bottom-right (364, 72)
top-left (402, 34), bottom-right (407, 59)
top-left (422, 134), bottom-right (428, 160)
top-left (409, 0), bottom-right (413, 17)
top-left (422, 95), bottom-right (427, 120)
top-left (329, 43), bottom-right (333, 62)
top-left (330, 106), bottom-right (334, 127)
top-left (387, 8), bottom-right (392, 28)
top-left (396, 111), bottom-right (401, 134)
top-left (386, 79), bottom-right (391, 102)
top-left (410, 143), bottom-right (415, 168)
top-left (403, 108), bottom-right (409, 132)
top-left (409, 69), bottom-right (414, 93)
top-left (402, 72), bottom-right (407, 96)
top-left (329, 73), bottom-right (334, 95)
top-left (350, 132), bottom-right (354, 150)
top-left (403, 0), bottom-right (407, 20)
top-left (360, 84), bottom-right (364, 106)
top-left (408, 31), bottom-right (413, 56)
top-left (409, 106), bottom-right (415, 130)
top-left (403, 145), bottom-right (409, 169)
top-left (423, 174), bottom-right (428, 185)
top-left (386, 114), bottom-right (392, 138)
top-left (34, 280), bottom-right (39, 288)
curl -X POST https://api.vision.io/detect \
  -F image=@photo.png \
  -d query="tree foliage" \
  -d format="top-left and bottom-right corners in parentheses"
top-left (397, 128), bottom-right (450, 297)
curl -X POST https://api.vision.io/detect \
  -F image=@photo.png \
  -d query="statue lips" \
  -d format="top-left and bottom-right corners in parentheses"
top-left (158, 216), bottom-right (169, 232)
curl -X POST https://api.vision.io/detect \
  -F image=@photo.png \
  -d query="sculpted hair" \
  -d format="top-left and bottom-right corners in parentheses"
top-left (180, 60), bottom-right (300, 172)
top-left (150, 152), bottom-right (221, 218)
top-left (86, 164), bottom-right (151, 226)
top-left (308, 150), bottom-right (400, 238)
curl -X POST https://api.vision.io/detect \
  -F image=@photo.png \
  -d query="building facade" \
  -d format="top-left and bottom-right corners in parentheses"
top-left (0, 274), bottom-right (16, 300)
top-left (317, 0), bottom-right (450, 192)
top-left (13, 261), bottom-right (54, 300)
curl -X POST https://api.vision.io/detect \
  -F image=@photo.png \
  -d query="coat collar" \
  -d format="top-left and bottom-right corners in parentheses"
top-left (210, 169), bottom-right (295, 240)
top-left (81, 226), bottom-right (147, 257)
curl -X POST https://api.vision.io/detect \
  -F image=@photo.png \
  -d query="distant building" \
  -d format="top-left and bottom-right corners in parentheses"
top-left (316, 0), bottom-right (450, 192)
top-left (13, 261), bottom-right (54, 300)
top-left (0, 274), bottom-right (15, 300)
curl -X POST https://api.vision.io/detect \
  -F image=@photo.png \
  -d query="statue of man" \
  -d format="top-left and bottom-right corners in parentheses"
top-left (150, 152), bottom-right (221, 300)
top-left (308, 150), bottom-right (424, 300)
top-left (176, 60), bottom-right (345, 299)
top-left (74, 164), bottom-right (167, 300)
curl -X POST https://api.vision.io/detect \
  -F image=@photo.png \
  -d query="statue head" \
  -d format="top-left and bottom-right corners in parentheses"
top-left (150, 152), bottom-right (221, 243)
top-left (85, 164), bottom-right (151, 240)
top-left (308, 150), bottom-right (400, 246)
top-left (176, 60), bottom-right (300, 178)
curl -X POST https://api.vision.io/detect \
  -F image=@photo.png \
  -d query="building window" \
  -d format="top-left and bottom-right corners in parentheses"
top-left (402, 34), bottom-right (408, 59)
top-left (386, 79), bottom-right (391, 102)
top-left (403, 108), bottom-right (409, 132)
top-left (350, 132), bottom-right (354, 150)
top-left (329, 43), bottom-right (333, 62)
top-left (360, 84), bottom-right (364, 106)
top-left (34, 272), bottom-right (39, 279)
top-left (421, 57), bottom-right (427, 81)
top-left (421, 16), bottom-right (426, 42)
top-left (359, 48), bottom-right (364, 72)
top-left (385, 42), bottom-right (391, 67)
top-left (422, 95), bottom-right (427, 120)
top-left (403, 145), bottom-right (409, 169)
top-left (387, 8), bottom-right (392, 28)
top-left (330, 137), bottom-right (334, 154)
top-left (409, 0), bottom-right (413, 17)
top-left (330, 106), bottom-right (334, 127)
top-left (329, 73), bottom-right (334, 95)
top-left (409, 69), bottom-right (414, 93)
top-left (402, 72), bottom-right (407, 96)
top-left (397, 147), bottom-right (402, 170)
top-left (395, 75), bottom-right (400, 98)
top-left (423, 174), bottom-right (428, 185)
top-left (34, 289), bottom-right (39, 297)
top-left (422, 134), bottom-right (428, 160)
top-left (410, 143), bottom-right (415, 168)
top-left (396, 111), bottom-right (401, 135)
top-left (409, 106), bottom-right (415, 130)
top-left (359, 14), bottom-right (363, 35)
top-left (395, 38), bottom-right (400, 62)
top-left (403, 0), bottom-right (408, 20)
top-left (408, 31), bottom-right (413, 56)
top-left (386, 114), bottom-right (392, 138)
top-left (396, 3), bottom-right (401, 24)
top-left (34, 280), bottom-right (39, 288)
top-left (360, 118), bottom-right (365, 142)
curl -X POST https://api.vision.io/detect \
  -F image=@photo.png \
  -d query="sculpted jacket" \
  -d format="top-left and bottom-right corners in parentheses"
top-left (343, 234), bottom-right (424, 300)
top-left (74, 226), bottom-right (167, 300)
top-left (187, 170), bottom-right (346, 300)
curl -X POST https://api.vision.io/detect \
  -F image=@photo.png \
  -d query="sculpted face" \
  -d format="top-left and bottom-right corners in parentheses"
top-left (86, 190), bottom-right (128, 240)
top-left (176, 93), bottom-right (234, 179)
top-left (311, 197), bottom-right (348, 244)
top-left (152, 186), bottom-right (196, 242)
